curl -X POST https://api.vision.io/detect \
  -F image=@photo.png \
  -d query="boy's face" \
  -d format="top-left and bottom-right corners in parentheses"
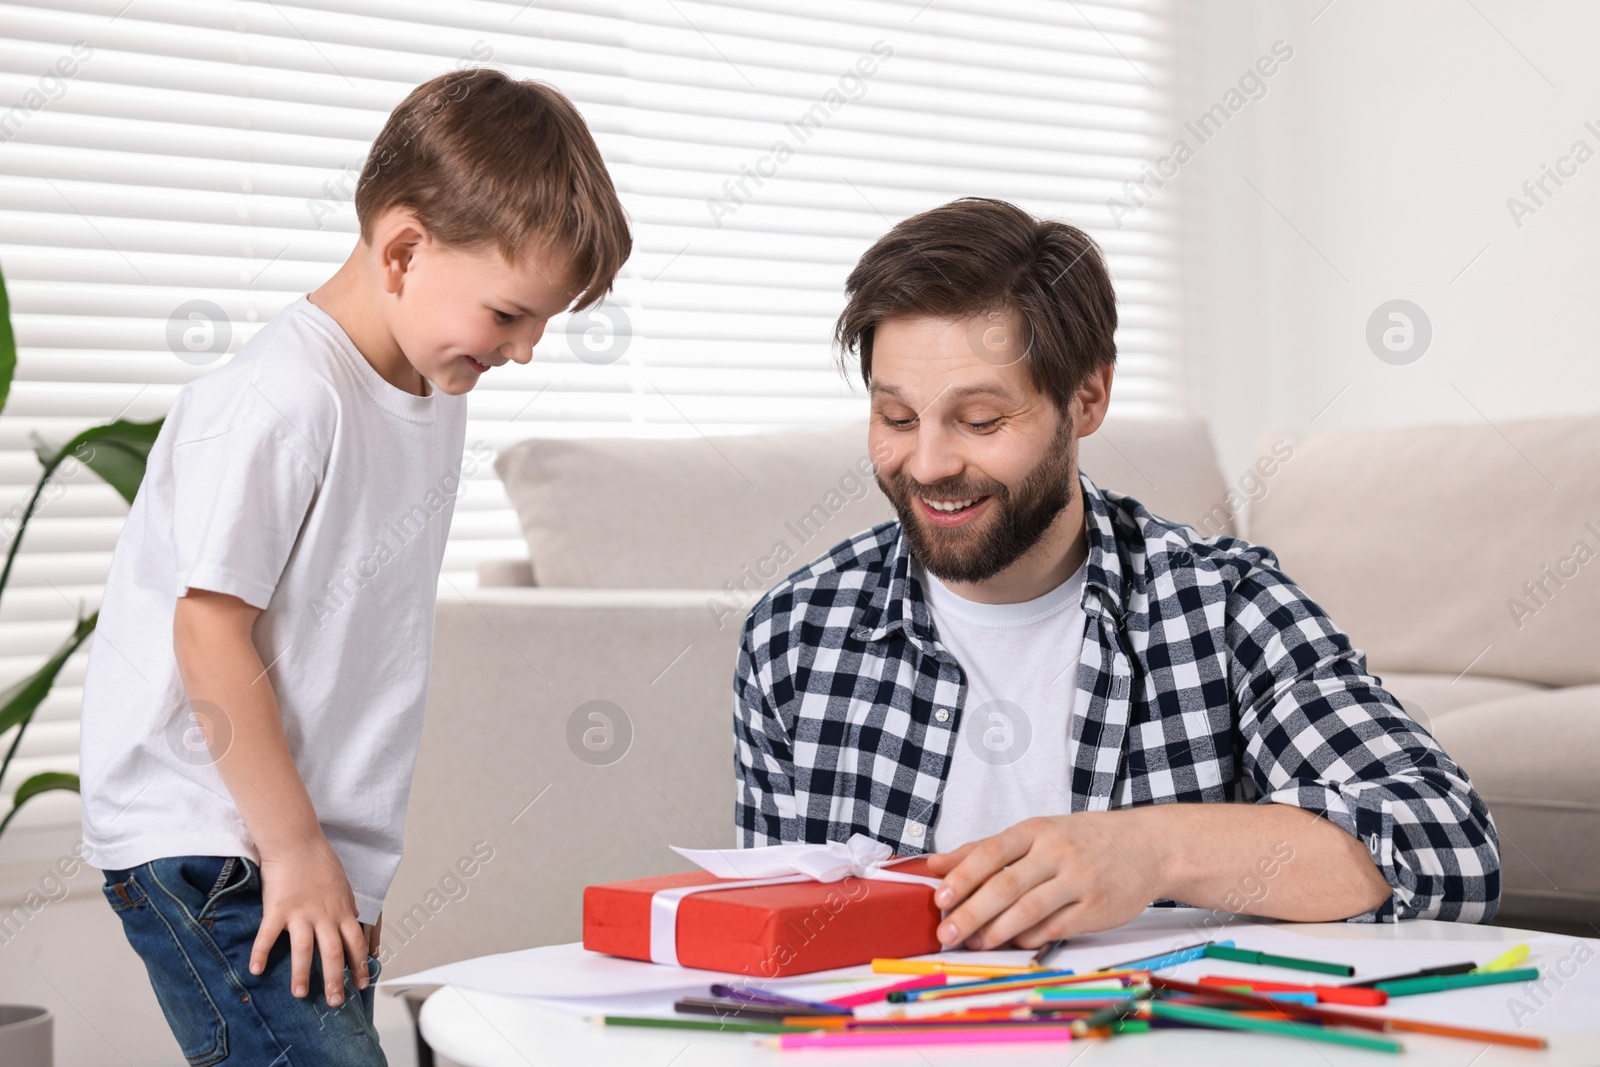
top-left (387, 234), bottom-right (579, 396)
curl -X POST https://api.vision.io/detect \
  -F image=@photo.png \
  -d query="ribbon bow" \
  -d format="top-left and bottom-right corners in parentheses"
top-left (649, 833), bottom-right (941, 967)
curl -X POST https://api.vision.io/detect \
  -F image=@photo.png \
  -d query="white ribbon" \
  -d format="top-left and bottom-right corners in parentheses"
top-left (648, 834), bottom-right (942, 967)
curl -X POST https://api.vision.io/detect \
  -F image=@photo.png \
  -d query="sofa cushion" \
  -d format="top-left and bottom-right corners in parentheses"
top-left (1376, 671), bottom-right (1547, 734)
top-left (1425, 685), bottom-right (1600, 920)
top-left (1248, 415), bottom-right (1600, 687)
top-left (495, 422), bottom-right (894, 589)
top-left (494, 416), bottom-right (1232, 590)
top-left (1079, 416), bottom-right (1235, 537)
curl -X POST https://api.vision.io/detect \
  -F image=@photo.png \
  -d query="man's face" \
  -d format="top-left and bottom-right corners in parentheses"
top-left (867, 312), bottom-right (1078, 585)
top-left (390, 238), bottom-right (577, 396)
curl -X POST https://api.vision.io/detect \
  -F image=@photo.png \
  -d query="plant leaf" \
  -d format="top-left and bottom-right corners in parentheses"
top-left (0, 261), bottom-right (15, 414)
top-left (33, 419), bottom-right (164, 505)
top-left (11, 771), bottom-right (79, 807)
top-left (0, 772), bottom-right (79, 840)
top-left (0, 613), bottom-right (96, 737)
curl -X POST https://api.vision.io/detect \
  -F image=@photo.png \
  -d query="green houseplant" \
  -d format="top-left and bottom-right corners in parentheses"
top-left (0, 261), bottom-right (164, 1063)
top-left (0, 262), bottom-right (163, 840)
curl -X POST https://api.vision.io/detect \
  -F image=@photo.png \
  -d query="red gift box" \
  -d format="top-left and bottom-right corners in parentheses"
top-left (583, 858), bottom-right (944, 978)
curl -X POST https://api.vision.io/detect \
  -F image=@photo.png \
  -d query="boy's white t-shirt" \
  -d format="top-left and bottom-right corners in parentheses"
top-left (921, 558), bottom-right (1090, 853)
top-left (79, 296), bottom-right (468, 922)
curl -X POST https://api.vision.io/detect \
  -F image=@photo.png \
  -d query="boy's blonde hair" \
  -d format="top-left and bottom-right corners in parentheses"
top-left (355, 69), bottom-right (631, 310)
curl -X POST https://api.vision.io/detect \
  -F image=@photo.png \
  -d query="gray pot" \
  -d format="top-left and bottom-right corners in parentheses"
top-left (0, 1005), bottom-right (52, 1067)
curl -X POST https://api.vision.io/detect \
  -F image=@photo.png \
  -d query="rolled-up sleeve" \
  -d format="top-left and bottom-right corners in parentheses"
top-left (733, 605), bottom-right (798, 847)
top-left (1228, 555), bottom-right (1501, 923)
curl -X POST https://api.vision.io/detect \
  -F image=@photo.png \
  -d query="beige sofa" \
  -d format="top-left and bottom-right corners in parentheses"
top-left (384, 414), bottom-right (1598, 988)
top-left (1248, 415), bottom-right (1600, 934)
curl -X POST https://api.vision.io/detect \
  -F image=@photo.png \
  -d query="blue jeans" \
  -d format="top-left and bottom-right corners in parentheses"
top-left (101, 855), bottom-right (387, 1066)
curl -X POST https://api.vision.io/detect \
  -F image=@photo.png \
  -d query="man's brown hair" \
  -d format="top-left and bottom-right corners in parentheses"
top-left (355, 69), bottom-right (630, 311)
top-left (835, 197), bottom-right (1117, 409)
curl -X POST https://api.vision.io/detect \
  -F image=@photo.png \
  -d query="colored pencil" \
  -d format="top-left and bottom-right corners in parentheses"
top-left (1069, 990), bottom-right (1152, 1037)
top-left (891, 993), bottom-right (1100, 1019)
top-left (881, 966), bottom-right (1075, 1001)
top-left (928, 966), bottom-right (1076, 987)
top-left (1034, 986), bottom-right (1147, 1000)
top-left (1198, 974), bottom-right (1388, 1006)
top-left (1145, 1000), bottom-right (1403, 1053)
top-left (851, 1014), bottom-right (1101, 1030)
top-left (1344, 961), bottom-right (1474, 988)
top-left (822, 974), bottom-right (946, 1008)
top-left (893, 987), bottom-right (1130, 1019)
top-left (1241, 990), bottom-right (1318, 1005)
top-left (903, 969), bottom-right (1143, 1003)
top-left (855, 1007), bottom-right (1063, 1026)
top-left (1096, 938), bottom-right (1220, 971)
top-left (592, 1014), bottom-right (819, 1034)
top-left (673, 997), bottom-right (846, 1021)
top-left (1475, 944), bottom-right (1530, 973)
top-left (1204, 944), bottom-right (1355, 976)
top-left (760, 1025), bottom-right (1077, 1049)
top-left (1376, 967), bottom-right (1539, 996)
top-left (1104, 941), bottom-right (1228, 973)
top-left (1031, 939), bottom-right (1067, 965)
top-left (709, 983), bottom-right (851, 1014)
top-left (1151, 976), bottom-right (1549, 1050)
top-left (871, 958), bottom-right (1039, 978)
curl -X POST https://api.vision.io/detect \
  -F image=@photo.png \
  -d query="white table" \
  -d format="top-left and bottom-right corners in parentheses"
top-left (418, 914), bottom-right (1600, 1066)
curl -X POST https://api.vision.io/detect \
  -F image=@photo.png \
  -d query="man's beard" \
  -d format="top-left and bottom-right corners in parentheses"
top-left (876, 416), bottom-right (1077, 585)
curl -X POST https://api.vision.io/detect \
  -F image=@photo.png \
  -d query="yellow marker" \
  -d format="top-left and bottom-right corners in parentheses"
top-left (1475, 944), bottom-right (1530, 973)
top-left (871, 958), bottom-right (1039, 978)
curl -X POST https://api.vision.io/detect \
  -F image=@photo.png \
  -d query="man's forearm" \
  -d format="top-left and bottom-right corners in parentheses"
top-left (173, 591), bottom-right (328, 859)
top-left (1122, 801), bottom-right (1392, 921)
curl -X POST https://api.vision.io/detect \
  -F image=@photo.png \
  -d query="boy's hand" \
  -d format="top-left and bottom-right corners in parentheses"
top-left (251, 840), bottom-right (370, 1006)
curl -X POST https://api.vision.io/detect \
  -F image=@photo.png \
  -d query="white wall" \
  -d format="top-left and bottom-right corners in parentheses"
top-left (1174, 0), bottom-right (1600, 478)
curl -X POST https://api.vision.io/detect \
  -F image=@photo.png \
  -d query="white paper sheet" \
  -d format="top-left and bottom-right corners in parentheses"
top-left (381, 911), bottom-right (1600, 1032)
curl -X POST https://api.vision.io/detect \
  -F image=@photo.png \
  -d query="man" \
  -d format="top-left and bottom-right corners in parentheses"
top-left (733, 197), bottom-right (1498, 950)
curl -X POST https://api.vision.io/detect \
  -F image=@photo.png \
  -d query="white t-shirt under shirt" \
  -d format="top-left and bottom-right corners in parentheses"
top-left (79, 296), bottom-right (468, 922)
top-left (922, 557), bottom-right (1091, 853)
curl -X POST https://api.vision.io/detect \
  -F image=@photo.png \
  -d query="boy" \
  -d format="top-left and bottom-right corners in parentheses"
top-left (79, 69), bottom-right (630, 1064)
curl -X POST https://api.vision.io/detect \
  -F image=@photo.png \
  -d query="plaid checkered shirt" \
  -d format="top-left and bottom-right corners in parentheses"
top-left (733, 475), bottom-right (1501, 923)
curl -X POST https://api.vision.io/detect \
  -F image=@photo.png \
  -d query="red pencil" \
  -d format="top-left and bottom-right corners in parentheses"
top-left (1198, 974), bottom-right (1387, 1006)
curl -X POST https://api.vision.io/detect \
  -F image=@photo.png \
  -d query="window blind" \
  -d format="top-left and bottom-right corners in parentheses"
top-left (0, 0), bottom-right (1177, 855)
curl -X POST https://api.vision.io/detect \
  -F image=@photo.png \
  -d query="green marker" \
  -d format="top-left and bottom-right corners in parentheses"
top-left (1203, 945), bottom-right (1355, 977)
top-left (1377, 967), bottom-right (1540, 997)
top-left (1146, 1001), bottom-right (1402, 1053)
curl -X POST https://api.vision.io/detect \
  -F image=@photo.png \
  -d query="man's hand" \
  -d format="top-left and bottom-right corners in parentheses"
top-left (252, 840), bottom-right (370, 1006)
top-left (925, 803), bottom-right (1395, 947)
top-left (924, 813), bottom-right (1161, 950)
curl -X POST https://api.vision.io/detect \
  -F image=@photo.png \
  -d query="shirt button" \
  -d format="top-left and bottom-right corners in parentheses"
top-left (908, 823), bottom-right (924, 838)
top-left (934, 708), bottom-right (950, 723)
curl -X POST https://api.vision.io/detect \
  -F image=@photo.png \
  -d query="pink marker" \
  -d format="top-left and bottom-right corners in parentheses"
top-left (822, 974), bottom-right (947, 1009)
top-left (768, 1025), bottom-right (1075, 1049)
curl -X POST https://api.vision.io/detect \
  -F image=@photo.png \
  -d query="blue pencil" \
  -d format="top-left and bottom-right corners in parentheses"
top-left (1096, 939), bottom-right (1235, 973)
